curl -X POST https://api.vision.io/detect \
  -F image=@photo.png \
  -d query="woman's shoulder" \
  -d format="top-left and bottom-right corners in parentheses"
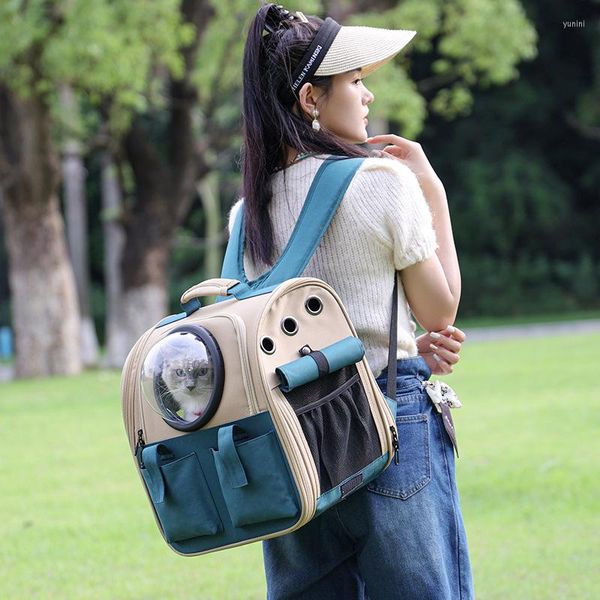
top-left (227, 156), bottom-right (423, 234)
top-left (355, 156), bottom-right (419, 187)
top-left (347, 156), bottom-right (426, 211)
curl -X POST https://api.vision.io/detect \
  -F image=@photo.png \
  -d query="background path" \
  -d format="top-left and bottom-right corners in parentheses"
top-left (463, 318), bottom-right (600, 342)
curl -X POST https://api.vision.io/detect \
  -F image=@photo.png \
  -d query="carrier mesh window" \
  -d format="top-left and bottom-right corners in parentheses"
top-left (282, 365), bottom-right (381, 493)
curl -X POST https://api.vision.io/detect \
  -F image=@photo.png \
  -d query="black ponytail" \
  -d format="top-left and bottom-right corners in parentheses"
top-left (241, 4), bottom-right (369, 269)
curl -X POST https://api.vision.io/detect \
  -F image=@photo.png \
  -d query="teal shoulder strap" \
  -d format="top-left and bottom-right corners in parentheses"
top-left (220, 202), bottom-right (245, 287)
top-left (218, 157), bottom-right (364, 302)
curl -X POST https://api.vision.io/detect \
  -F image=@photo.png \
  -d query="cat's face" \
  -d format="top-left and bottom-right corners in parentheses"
top-left (162, 357), bottom-right (213, 421)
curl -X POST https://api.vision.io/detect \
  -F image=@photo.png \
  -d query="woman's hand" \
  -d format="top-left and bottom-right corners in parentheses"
top-left (416, 325), bottom-right (466, 375)
top-left (367, 134), bottom-right (442, 192)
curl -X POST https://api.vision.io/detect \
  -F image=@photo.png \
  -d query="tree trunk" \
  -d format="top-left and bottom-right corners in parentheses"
top-left (101, 151), bottom-right (129, 368)
top-left (114, 0), bottom-right (215, 358)
top-left (0, 87), bottom-right (81, 378)
top-left (59, 84), bottom-right (99, 367)
top-left (119, 154), bottom-right (174, 354)
top-left (198, 171), bottom-right (223, 288)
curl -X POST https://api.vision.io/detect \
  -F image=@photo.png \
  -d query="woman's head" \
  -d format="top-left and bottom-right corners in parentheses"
top-left (299, 68), bottom-right (375, 144)
top-left (240, 4), bottom-right (416, 267)
top-left (242, 5), bottom-right (369, 169)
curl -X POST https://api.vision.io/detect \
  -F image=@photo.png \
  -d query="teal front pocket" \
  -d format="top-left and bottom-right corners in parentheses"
top-left (141, 447), bottom-right (222, 543)
top-left (212, 426), bottom-right (299, 527)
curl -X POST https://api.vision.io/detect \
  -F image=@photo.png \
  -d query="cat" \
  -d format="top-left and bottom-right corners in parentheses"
top-left (158, 356), bottom-right (213, 422)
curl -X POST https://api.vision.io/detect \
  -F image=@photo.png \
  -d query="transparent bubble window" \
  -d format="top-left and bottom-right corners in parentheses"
top-left (140, 325), bottom-right (224, 431)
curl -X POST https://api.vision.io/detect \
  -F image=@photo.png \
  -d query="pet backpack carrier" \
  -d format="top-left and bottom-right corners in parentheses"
top-left (121, 157), bottom-right (402, 556)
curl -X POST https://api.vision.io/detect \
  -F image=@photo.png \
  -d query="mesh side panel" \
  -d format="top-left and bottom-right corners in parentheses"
top-left (283, 367), bottom-right (350, 412)
top-left (282, 365), bottom-right (381, 493)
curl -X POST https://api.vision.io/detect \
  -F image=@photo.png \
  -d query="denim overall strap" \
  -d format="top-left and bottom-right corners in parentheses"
top-left (219, 157), bottom-right (365, 301)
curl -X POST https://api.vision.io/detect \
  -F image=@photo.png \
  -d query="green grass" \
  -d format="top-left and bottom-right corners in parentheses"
top-left (1, 333), bottom-right (599, 599)
top-left (451, 333), bottom-right (600, 599)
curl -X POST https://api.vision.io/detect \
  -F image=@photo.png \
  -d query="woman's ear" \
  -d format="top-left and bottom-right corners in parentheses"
top-left (297, 83), bottom-right (321, 119)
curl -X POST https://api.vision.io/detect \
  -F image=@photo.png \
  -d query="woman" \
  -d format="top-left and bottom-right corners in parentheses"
top-left (228, 4), bottom-right (474, 599)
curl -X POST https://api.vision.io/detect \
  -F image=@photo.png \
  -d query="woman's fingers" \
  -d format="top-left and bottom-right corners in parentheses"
top-left (431, 343), bottom-right (460, 365)
top-left (446, 325), bottom-right (466, 343)
top-left (382, 145), bottom-right (408, 158)
top-left (429, 332), bottom-right (462, 354)
top-left (430, 353), bottom-right (453, 374)
top-left (419, 347), bottom-right (454, 375)
top-left (367, 134), bottom-right (417, 147)
top-left (380, 149), bottom-right (408, 162)
top-left (415, 332), bottom-right (434, 353)
top-left (417, 326), bottom-right (466, 374)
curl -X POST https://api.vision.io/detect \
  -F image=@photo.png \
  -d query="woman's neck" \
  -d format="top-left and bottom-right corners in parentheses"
top-left (285, 146), bottom-right (299, 167)
top-left (282, 147), bottom-right (317, 169)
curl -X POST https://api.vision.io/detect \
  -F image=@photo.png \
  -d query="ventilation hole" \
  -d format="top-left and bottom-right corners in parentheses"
top-left (260, 336), bottom-right (276, 354)
top-left (281, 317), bottom-right (298, 336)
top-left (305, 296), bottom-right (323, 315)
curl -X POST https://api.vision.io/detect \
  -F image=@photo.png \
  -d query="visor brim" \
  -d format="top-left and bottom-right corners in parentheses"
top-left (314, 26), bottom-right (417, 77)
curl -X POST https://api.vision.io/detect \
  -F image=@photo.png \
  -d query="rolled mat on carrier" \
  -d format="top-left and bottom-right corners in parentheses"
top-left (276, 336), bottom-right (365, 392)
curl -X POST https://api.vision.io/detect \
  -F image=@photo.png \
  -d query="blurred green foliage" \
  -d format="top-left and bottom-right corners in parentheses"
top-left (0, 0), bottom-right (193, 135)
top-left (0, 0), bottom-right (598, 337)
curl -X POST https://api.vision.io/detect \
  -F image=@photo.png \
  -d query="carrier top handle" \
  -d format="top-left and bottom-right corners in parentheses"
top-left (219, 157), bottom-right (365, 301)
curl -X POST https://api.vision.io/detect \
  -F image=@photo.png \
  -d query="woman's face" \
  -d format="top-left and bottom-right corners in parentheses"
top-left (317, 69), bottom-right (375, 144)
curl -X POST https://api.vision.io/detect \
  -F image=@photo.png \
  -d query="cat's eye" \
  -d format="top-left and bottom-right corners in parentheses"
top-left (139, 325), bottom-right (224, 432)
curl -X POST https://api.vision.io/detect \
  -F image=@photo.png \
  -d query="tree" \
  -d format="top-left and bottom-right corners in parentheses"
top-left (0, 0), bottom-right (190, 376)
top-left (0, 82), bottom-right (81, 377)
top-left (0, 0), bottom-right (540, 374)
top-left (59, 83), bottom-right (99, 367)
top-left (417, 0), bottom-right (599, 316)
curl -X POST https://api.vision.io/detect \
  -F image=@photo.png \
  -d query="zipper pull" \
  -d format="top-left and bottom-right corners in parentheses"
top-left (390, 425), bottom-right (399, 465)
top-left (135, 429), bottom-right (146, 468)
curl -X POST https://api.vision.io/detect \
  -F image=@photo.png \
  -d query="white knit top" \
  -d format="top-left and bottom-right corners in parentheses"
top-left (227, 155), bottom-right (438, 378)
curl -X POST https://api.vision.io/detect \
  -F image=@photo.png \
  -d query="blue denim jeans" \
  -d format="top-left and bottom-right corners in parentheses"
top-left (262, 357), bottom-right (474, 599)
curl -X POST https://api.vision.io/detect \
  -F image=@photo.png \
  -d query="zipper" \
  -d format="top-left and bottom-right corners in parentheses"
top-left (125, 326), bottom-right (157, 449)
top-left (390, 425), bottom-right (399, 465)
top-left (135, 429), bottom-right (146, 468)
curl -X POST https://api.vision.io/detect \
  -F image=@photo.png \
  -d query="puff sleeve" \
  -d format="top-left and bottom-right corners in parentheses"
top-left (349, 158), bottom-right (438, 270)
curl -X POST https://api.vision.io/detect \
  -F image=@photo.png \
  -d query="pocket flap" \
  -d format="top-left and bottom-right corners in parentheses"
top-left (213, 425), bottom-right (249, 489)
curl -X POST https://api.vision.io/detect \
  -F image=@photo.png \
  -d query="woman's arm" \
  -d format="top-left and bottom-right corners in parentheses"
top-left (401, 256), bottom-right (458, 331)
top-left (367, 134), bottom-right (461, 330)
top-left (401, 181), bottom-right (461, 330)
top-left (418, 178), bottom-right (461, 305)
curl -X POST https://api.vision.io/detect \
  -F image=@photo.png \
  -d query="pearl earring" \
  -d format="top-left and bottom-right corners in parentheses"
top-left (311, 109), bottom-right (321, 132)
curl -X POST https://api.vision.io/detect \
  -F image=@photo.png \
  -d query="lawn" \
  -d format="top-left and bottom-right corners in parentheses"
top-left (0, 333), bottom-right (598, 599)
